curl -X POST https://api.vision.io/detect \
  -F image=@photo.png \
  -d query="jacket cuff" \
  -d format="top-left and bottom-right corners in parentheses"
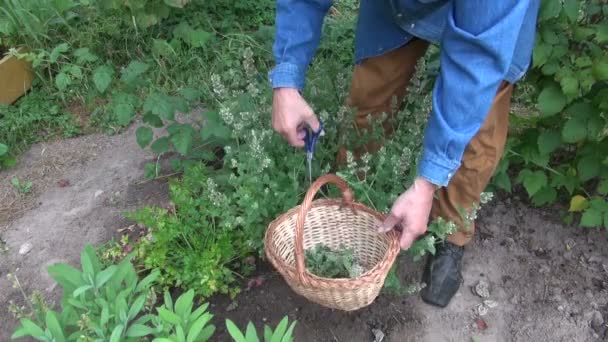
top-left (268, 62), bottom-right (306, 90)
top-left (417, 150), bottom-right (460, 187)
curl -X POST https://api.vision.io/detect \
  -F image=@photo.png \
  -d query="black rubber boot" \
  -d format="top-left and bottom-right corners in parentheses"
top-left (420, 241), bottom-right (464, 308)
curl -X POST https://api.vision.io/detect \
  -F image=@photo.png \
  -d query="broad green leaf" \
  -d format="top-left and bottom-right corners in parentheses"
top-left (46, 311), bottom-right (65, 342)
top-left (175, 289), bottom-right (195, 321)
top-left (592, 57), bottom-right (608, 81)
top-left (518, 169), bottom-right (547, 197)
top-left (68, 65), bottom-right (82, 79)
top-left (151, 137), bottom-right (170, 154)
top-left (598, 180), bottom-right (608, 195)
top-left (110, 324), bottom-right (124, 342)
top-left (531, 186), bottom-right (557, 206)
top-left (0, 143), bottom-right (8, 156)
top-left (121, 61), bottom-right (150, 84)
top-left (55, 72), bottom-right (71, 91)
top-left (562, 117), bottom-right (587, 143)
top-left (537, 130), bottom-right (561, 155)
top-left (126, 324), bottom-right (156, 337)
top-left (493, 172), bottom-right (512, 192)
top-left (199, 326), bottom-right (216, 341)
top-left (93, 65), bottom-right (114, 93)
top-left (135, 269), bottom-right (160, 292)
top-left (245, 322), bottom-right (259, 341)
top-left (173, 22), bottom-right (211, 48)
top-left (164, 290), bottom-right (174, 311)
top-left (177, 326), bottom-right (187, 342)
top-left (574, 26), bottom-right (595, 41)
top-left (50, 43), bottom-right (70, 63)
top-left (179, 87), bottom-right (201, 101)
top-left (187, 313), bottom-right (214, 342)
top-left (569, 195), bottom-right (589, 212)
top-left (581, 208), bottom-right (603, 227)
top-left (532, 43), bottom-right (551, 68)
top-left (539, 0), bottom-right (562, 20)
top-left (80, 245), bottom-right (96, 277)
top-left (143, 113), bottom-right (164, 128)
top-left (563, 0), bottom-right (579, 22)
top-left (560, 76), bottom-right (578, 99)
top-left (10, 326), bottom-right (29, 339)
top-left (136, 127), bottom-right (154, 148)
top-left (538, 84), bottom-right (566, 116)
top-left (128, 294), bottom-right (147, 319)
top-left (541, 62), bottom-right (559, 76)
top-left (48, 263), bottom-right (83, 290)
top-left (577, 156), bottom-right (601, 182)
top-left (74, 47), bottom-right (98, 63)
top-left (283, 321), bottom-right (297, 342)
top-left (171, 125), bottom-right (195, 156)
top-left (595, 22), bottom-right (608, 43)
top-left (135, 12), bottom-right (159, 28)
top-left (158, 307), bottom-right (181, 325)
top-left (112, 93), bottom-right (139, 126)
top-left (264, 326), bottom-right (274, 342)
top-left (101, 303), bottom-right (110, 326)
top-left (189, 303), bottom-right (209, 321)
top-left (143, 92), bottom-right (175, 120)
top-left (226, 320), bottom-right (247, 342)
top-left (95, 265), bottom-right (118, 288)
top-left (144, 162), bottom-right (157, 179)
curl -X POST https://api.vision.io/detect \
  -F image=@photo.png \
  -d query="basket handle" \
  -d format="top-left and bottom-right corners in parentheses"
top-left (294, 174), bottom-right (355, 285)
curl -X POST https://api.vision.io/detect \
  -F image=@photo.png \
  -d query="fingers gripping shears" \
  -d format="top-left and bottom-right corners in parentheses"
top-left (304, 120), bottom-right (324, 184)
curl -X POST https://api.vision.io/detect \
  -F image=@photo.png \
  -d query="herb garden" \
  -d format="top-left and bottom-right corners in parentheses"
top-left (0, 0), bottom-right (607, 341)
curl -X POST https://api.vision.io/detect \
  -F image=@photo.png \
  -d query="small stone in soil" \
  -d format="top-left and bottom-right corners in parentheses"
top-left (473, 280), bottom-right (490, 298)
top-left (19, 242), bottom-right (33, 255)
top-left (225, 301), bottom-right (238, 312)
top-left (477, 303), bottom-right (489, 316)
top-left (483, 300), bottom-right (499, 308)
top-left (475, 318), bottom-right (488, 331)
top-left (590, 310), bottom-right (604, 333)
top-left (372, 328), bottom-right (385, 342)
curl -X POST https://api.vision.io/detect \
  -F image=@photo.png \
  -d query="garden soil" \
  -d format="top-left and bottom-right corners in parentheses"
top-left (0, 124), bottom-right (607, 341)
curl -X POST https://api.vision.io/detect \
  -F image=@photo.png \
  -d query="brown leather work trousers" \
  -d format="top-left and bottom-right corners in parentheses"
top-left (337, 38), bottom-right (513, 246)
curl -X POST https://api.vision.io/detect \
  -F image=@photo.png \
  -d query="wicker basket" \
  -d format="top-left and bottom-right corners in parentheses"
top-left (264, 174), bottom-right (401, 311)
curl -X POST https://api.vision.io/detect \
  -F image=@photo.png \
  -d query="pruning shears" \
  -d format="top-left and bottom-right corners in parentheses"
top-left (304, 120), bottom-right (324, 184)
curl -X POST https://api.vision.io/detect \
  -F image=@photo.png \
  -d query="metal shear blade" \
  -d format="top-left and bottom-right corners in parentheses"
top-left (304, 120), bottom-right (324, 184)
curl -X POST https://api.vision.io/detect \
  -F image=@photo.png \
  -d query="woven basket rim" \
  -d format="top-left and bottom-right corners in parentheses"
top-left (264, 197), bottom-right (400, 289)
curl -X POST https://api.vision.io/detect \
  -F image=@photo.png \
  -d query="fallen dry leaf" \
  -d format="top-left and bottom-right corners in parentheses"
top-left (476, 318), bottom-right (488, 331)
top-left (57, 179), bottom-right (71, 187)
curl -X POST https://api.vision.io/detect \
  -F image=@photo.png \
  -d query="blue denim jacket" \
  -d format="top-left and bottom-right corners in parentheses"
top-left (269, 0), bottom-right (540, 187)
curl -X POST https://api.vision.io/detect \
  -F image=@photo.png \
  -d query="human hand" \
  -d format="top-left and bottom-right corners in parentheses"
top-left (378, 177), bottom-right (437, 249)
top-left (272, 88), bottom-right (321, 147)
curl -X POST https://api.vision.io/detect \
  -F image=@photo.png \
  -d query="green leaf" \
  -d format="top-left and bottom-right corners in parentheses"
top-left (95, 265), bottom-right (118, 288)
top-left (46, 311), bottom-right (65, 342)
top-left (562, 117), bottom-right (587, 143)
top-left (179, 87), bottom-right (201, 101)
top-left (175, 289), bottom-right (195, 321)
top-left (101, 303), bottom-right (110, 326)
top-left (577, 156), bottom-right (601, 182)
top-left (74, 47), bottom-right (98, 63)
top-left (55, 72), bottom-right (71, 91)
top-left (595, 22), bottom-right (608, 43)
top-left (199, 326), bottom-right (215, 341)
top-left (81, 246), bottom-right (95, 277)
top-left (144, 162), bottom-right (157, 179)
top-left (72, 284), bottom-right (93, 297)
top-left (270, 317), bottom-right (289, 342)
top-left (143, 113), bottom-right (164, 128)
top-left (164, 291), bottom-right (174, 311)
top-left (283, 321), bottom-right (297, 342)
top-left (537, 130), bottom-right (562, 155)
top-left (563, 0), bottom-right (579, 22)
top-left (50, 43), bottom-right (70, 63)
top-left (110, 324), bottom-right (124, 342)
top-left (173, 22), bottom-right (211, 48)
top-left (135, 269), bottom-right (160, 292)
top-left (136, 127), bottom-right (154, 148)
top-left (538, 84), bottom-right (566, 116)
top-left (177, 326), bottom-right (187, 342)
top-left (598, 180), bottom-right (608, 195)
top-left (532, 43), bottom-right (551, 67)
top-left (0, 143), bottom-right (8, 156)
top-left (244, 322), bottom-right (259, 341)
top-left (112, 93), bottom-right (139, 126)
top-left (68, 65), bottom-right (82, 79)
top-left (143, 92), bottom-right (175, 120)
top-left (187, 313), bottom-right (214, 342)
top-left (158, 307), bottom-right (181, 325)
top-left (226, 320), bottom-right (247, 342)
top-left (592, 57), bottom-right (608, 81)
top-left (16, 319), bottom-right (45, 339)
top-left (517, 169), bottom-right (548, 197)
top-left (121, 61), bottom-right (150, 84)
top-left (93, 65), bottom-right (114, 93)
top-left (151, 137), bottom-right (170, 154)
top-left (128, 294), bottom-right (147, 319)
top-left (539, 0), bottom-right (562, 20)
top-left (531, 186), bottom-right (557, 206)
top-left (264, 326), bottom-right (274, 342)
top-left (126, 324), bottom-right (156, 337)
top-left (10, 326), bottom-right (29, 339)
top-left (171, 125), bottom-right (195, 156)
top-left (569, 195), bottom-right (589, 212)
top-left (560, 76), bottom-right (578, 99)
top-left (581, 208), bottom-right (603, 227)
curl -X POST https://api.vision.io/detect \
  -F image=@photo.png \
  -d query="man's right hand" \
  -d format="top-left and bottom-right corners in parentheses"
top-left (272, 88), bottom-right (321, 147)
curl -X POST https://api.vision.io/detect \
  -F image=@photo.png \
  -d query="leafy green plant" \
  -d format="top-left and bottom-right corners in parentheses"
top-left (11, 177), bottom-right (32, 194)
top-left (226, 316), bottom-right (297, 342)
top-left (491, 0), bottom-right (608, 229)
top-left (304, 244), bottom-right (363, 279)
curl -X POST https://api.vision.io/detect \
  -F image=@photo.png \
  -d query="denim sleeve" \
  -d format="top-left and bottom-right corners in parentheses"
top-left (268, 0), bottom-right (333, 90)
top-left (418, 0), bottom-right (531, 187)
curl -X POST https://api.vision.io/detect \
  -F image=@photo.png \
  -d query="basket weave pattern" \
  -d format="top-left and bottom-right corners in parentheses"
top-left (264, 174), bottom-right (401, 311)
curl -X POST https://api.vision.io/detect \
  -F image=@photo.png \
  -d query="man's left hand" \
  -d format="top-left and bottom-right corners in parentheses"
top-left (378, 177), bottom-right (437, 249)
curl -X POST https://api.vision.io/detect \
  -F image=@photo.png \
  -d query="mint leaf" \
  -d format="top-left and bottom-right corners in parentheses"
top-left (50, 43), bottom-right (70, 63)
top-left (581, 208), bottom-right (602, 227)
top-left (170, 125), bottom-right (195, 156)
top-left (538, 84), bottom-right (566, 116)
top-left (151, 137), bottom-right (170, 154)
top-left (577, 156), bottom-right (600, 182)
top-left (537, 130), bottom-right (562, 155)
top-left (143, 113), bottom-right (164, 128)
top-left (531, 186), bottom-right (557, 206)
top-left (144, 92), bottom-right (175, 120)
top-left (539, 0), bottom-right (562, 20)
top-left (55, 73), bottom-right (71, 91)
top-left (0, 143), bottom-right (8, 156)
top-left (136, 127), bottom-right (154, 148)
top-left (120, 61), bottom-right (149, 84)
top-left (562, 117), bottom-right (587, 143)
top-left (518, 169), bottom-right (548, 197)
top-left (74, 47), bottom-right (98, 63)
top-left (563, 0), bottom-right (579, 22)
top-left (598, 179), bottom-right (608, 195)
top-left (93, 65), bottom-right (114, 93)
top-left (111, 93), bottom-right (139, 126)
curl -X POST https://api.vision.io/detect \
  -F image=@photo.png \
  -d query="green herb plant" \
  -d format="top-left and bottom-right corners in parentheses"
top-left (11, 177), bottom-right (32, 194)
top-left (226, 316), bottom-right (297, 342)
top-left (304, 244), bottom-right (363, 279)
